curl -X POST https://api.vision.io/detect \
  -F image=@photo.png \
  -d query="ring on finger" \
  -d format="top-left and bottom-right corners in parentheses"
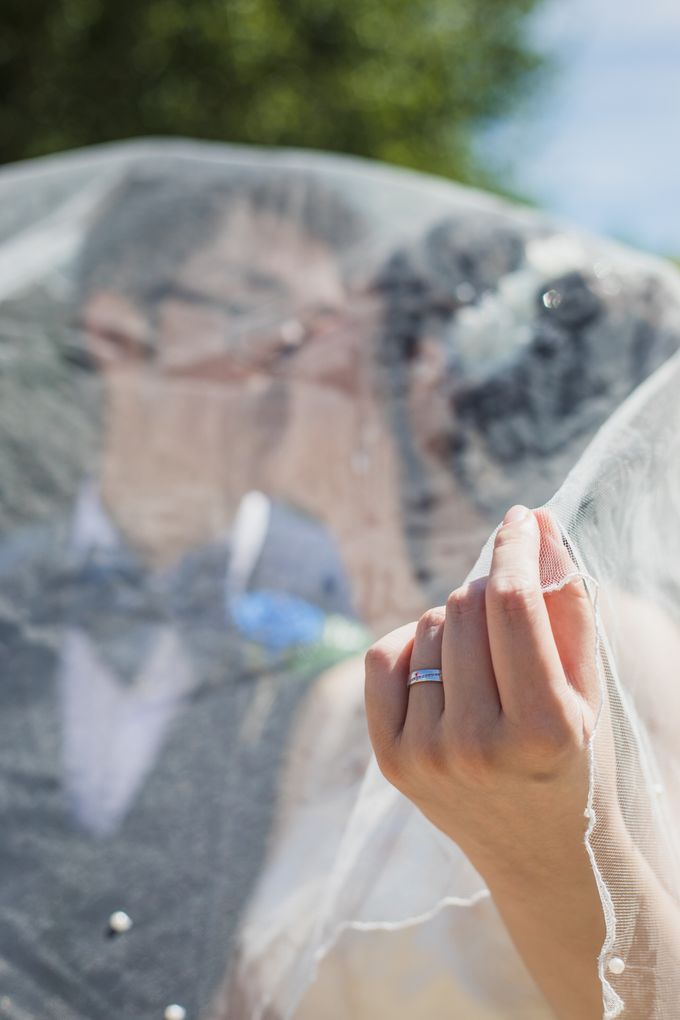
top-left (408, 668), bottom-right (443, 687)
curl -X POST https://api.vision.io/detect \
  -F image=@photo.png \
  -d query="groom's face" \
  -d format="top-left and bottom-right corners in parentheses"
top-left (85, 203), bottom-right (350, 379)
top-left (81, 199), bottom-right (380, 561)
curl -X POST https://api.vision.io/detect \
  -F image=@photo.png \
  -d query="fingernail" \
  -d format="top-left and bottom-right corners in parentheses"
top-left (503, 504), bottom-right (531, 525)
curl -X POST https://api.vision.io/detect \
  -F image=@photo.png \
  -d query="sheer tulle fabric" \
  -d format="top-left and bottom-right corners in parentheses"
top-left (2, 141), bottom-right (680, 1019)
top-left (231, 351), bottom-right (680, 1020)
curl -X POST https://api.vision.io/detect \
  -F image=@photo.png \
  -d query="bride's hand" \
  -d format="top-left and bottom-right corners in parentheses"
top-left (365, 505), bottom-right (620, 1017)
top-left (364, 504), bottom-right (609, 878)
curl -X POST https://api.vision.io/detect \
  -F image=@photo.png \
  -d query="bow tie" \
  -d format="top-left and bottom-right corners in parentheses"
top-left (50, 539), bottom-right (232, 628)
top-left (33, 541), bottom-right (233, 684)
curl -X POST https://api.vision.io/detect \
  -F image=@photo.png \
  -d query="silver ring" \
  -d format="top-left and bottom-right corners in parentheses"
top-left (408, 669), bottom-right (443, 687)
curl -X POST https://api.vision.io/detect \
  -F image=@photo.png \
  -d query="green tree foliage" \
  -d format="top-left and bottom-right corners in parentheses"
top-left (0, 0), bottom-right (545, 184)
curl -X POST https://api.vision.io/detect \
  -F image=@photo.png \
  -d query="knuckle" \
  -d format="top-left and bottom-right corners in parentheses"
top-left (364, 642), bottom-right (392, 680)
top-left (512, 712), bottom-right (581, 775)
top-left (451, 727), bottom-right (497, 785)
top-left (494, 521), bottom-right (529, 549)
top-left (526, 723), bottom-right (567, 758)
top-left (446, 583), bottom-right (484, 621)
top-left (547, 577), bottom-right (593, 612)
top-left (402, 730), bottom-right (448, 779)
top-left (416, 606), bottom-right (445, 637)
top-left (486, 576), bottom-right (539, 619)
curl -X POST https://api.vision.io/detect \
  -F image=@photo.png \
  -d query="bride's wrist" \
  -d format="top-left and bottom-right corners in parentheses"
top-left (476, 809), bottom-right (633, 906)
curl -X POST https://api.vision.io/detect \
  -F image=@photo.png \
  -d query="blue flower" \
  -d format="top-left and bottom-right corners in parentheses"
top-left (229, 589), bottom-right (326, 653)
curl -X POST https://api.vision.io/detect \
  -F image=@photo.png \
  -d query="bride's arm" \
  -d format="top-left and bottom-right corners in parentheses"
top-left (484, 822), bottom-right (680, 1019)
top-left (364, 505), bottom-right (680, 1020)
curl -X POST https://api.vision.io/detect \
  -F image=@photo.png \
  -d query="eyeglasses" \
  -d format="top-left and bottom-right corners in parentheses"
top-left (84, 278), bottom-right (380, 386)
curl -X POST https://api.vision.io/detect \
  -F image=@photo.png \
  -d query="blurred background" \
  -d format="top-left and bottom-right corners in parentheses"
top-left (1, 0), bottom-right (678, 258)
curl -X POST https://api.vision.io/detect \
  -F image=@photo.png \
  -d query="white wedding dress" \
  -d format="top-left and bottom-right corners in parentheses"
top-left (216, 655), bottom-right (555, 1020)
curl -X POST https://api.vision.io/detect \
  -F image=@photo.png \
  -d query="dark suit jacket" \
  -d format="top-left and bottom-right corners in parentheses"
top-left (0, 498), bottom-right (362, 1019)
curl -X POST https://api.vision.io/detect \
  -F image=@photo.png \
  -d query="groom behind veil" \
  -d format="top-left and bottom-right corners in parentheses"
top-left (0, 156), bottom-right (393, 1020)
top-left (2, 143), bottom-right (680, 1020)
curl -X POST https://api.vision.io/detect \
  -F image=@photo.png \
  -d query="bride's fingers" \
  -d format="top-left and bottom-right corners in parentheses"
top-left (403, 607), bottom-right (445, 742)
top-left (486, 505), bottom-right (569, 723)
top-left (537, 508), bottom-right (599, 706)
top-left (364, 621), bottom-right (417, 759)
top-left (441, 577), bottom-right (500, 730)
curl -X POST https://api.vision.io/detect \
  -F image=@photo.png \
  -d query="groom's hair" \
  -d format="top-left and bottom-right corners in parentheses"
top-left (76, 166), bottom-right (364, 313)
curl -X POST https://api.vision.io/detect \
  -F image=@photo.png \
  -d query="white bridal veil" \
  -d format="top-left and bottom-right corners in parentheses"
top-left (236, 350), bottom-right (680, 1020)
top-left (2, 140), bottom-right (680, 1020)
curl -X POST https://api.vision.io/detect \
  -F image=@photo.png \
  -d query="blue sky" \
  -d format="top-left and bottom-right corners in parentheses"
top-left (479, 0), bottom-right (680, 255)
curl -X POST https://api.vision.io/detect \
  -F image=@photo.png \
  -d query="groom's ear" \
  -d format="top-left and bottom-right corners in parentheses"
top-left (81, 290), bottom-right (151, 373)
